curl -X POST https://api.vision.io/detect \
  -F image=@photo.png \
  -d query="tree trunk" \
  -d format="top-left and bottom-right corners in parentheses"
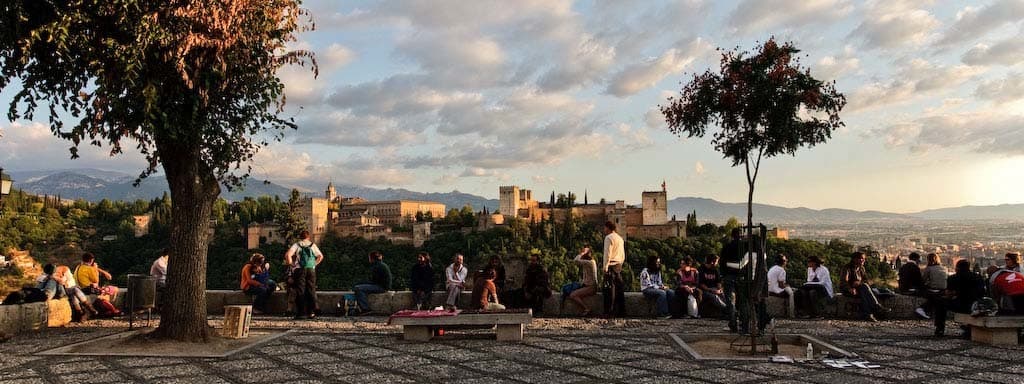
top-left (150, 142), bottom-right (220, 342)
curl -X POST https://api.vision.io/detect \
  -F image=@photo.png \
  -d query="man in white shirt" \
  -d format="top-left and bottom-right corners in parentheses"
top-left (767, 254), bottom-right (794, 318)
top-left (445, 254), bottom-right (468, 310)
top-left (150, 249), bottom-right (169, 289)
top-left (602, 221), bottom-right (626, 317)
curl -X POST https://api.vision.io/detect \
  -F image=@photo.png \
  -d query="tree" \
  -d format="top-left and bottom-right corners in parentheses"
top-left (661, 38), bottom-right (845, 347)
top-left (276, 189), bottom-right (307, 243)
top-left (1, 1), bottom-right (315, 341)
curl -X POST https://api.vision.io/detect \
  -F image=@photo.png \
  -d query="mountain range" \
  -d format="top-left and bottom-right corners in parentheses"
top-left (9, 169), bottom-right (1024, 222)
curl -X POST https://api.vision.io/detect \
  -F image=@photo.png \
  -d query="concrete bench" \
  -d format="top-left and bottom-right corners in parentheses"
top-left (955, 313), bottom-right (1023, 345)
top-left (389, 309), bottom-right (533, 341)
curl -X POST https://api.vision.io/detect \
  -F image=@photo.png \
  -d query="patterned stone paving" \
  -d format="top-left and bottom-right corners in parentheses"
top-left (2, 317), bottom-right (1023, 383)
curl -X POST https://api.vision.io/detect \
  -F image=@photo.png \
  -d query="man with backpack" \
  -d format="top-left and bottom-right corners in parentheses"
top-left (285, 230), bottom-right (324, 320)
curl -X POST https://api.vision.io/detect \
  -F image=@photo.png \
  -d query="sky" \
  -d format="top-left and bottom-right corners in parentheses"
top-left (1, 0), bottom-right (1024, 213)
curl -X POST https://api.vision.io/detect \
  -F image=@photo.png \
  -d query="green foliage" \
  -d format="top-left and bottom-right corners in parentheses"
top-left (275, 189), bottom-right (306, 243)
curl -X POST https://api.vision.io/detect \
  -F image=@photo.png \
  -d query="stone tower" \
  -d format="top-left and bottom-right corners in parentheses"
top-left (326, 182), bottom-right (337, 202)
top-left (642, 185), bottom-right (668, 225)
top-left (499, 185), bottom-right (520, 217)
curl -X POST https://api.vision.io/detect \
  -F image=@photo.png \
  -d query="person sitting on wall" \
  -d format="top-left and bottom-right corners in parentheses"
top-left (410, 252), bottom-right (434, 310)
top-left (150, 248), bottom-right (169, 290)
top-left (487, 255), bottom-right (508, 304)
top-left (55, 265), bottom-right (98, 321)
top-left (674, 257), bottom-right (702, 318)
top-left (74, 252), bottom-right (122, 317)
top-left (241, 253), bottom-right (276, 314)
top-left (698, 255), bottom-right (727, 316)
top-left (898, 252), bottom-right (925, 295)
top-left (522, 254), bottom-right (552, 316)
top-left (839, 251), bottom-right (888, 322)
top-left (797, 256), bottom-right (833, 319)
top-left (640, 255), bottom-right (674, 319)
top-left (767, 254), bottom-right (795, 318)
top-left (37, 264), bottom-right (67, 301)
top-left (445, 254), bottom-right (468, 310)
top-left (1004, 252), bottom-right (1023, 274)
top-left (353, 251), bottom-right (392, 315)
top-left (568, 246), bottom-right (598, 316)
top-left (471, 267), bottom-right (505, 311)
top-left (986, 265), bottom-right (1024, 315)
top-left (917, 253), bottom-right (948, 320)
top-left (934, 259), bottom-right (986, 337)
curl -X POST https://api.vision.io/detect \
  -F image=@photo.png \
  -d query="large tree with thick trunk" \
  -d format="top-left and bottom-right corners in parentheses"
top-left (0, 0), bottom-right (315, 341)
top-left (661, 38), bottom-right (845, 350)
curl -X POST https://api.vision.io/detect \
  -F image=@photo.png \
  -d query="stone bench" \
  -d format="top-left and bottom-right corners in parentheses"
top-left (955, 313), bottom-right (1024, 345)
top-left (389, 309), bottom-right (533, 341)
top-left (0, 299), bottom-right (69, 335)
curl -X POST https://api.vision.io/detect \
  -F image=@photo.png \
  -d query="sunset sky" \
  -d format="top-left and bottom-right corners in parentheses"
top-left (1, 0), bottom-right (1023, 213)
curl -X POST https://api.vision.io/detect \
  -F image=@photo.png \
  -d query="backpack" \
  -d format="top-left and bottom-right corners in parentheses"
top-left (298, 244), bottom-right (317, 269)
top-left (22, 288), bottom-right (47, 303)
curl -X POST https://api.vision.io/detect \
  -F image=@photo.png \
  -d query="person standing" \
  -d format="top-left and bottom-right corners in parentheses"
top-left (767, 254), bottom-right (795, 318)
top-left (602, 221), bottom-right (626, 317)
top-left (522, 254), bottom-right (552, 316)
top-left (241, 253), bottom-right (275, 314)
top-left (353, 251), bottom-right (392, 315)
top-left (445, 254), bottom-right (468, 310)
top-left (284, 230), bottom-right (323, 320)
top-left (720, 228), bottom-right (743, 332)
top-left (409, 252), bottom-right (435, 310)
top-left (569, 246), bottom-right (598, 316)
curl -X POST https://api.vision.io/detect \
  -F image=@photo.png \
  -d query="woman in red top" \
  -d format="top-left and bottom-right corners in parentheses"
top-left (674, 257), bottom-right (702, 318)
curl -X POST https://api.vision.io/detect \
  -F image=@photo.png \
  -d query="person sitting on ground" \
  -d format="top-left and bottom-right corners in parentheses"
top-left (839, 252), bottom-right (888, 322)
top-left (767, 254), bottom-right (795, 318)
top-left (898, 252), bottom-right (925, 295)
top-left (37, 264), bottom-right (67, 301)
top-left (150, 248), bottom-right (169, 290)
top-left (471, 268), bottom-right (505, 311)
top-left (410, 252), bottom-right (434, 310)
top-left (986, 265), bottom-right (1024, 315)
top-left (674, 257), bottom-right (702, 318)
top-left (916, 253), bottom-right (947, 320)
top-left (55, 265), bottom-right (98, 321)
top-left (935, 260), bottom-right (986, 337)
top-left (568, 246), bottom-right (598, 316)
top-left (1004, 252), bottom-right (1023, 274)
top-left (241, 253), bottom-right (276, 314)
top-left (353, 251), bottom-right (392, 315)
top-left (445, 254), bottom-right (468, 310)
top-left (523, 254), bottom-right (552, 316)
top-left (74, 252), bottom-right (122, 317)
top-left (797, 255), bottom-right (833, 319)
top-left (698, 255), bottom-right (727, 315)
top-left (640, 255), bottom-right (674, 319)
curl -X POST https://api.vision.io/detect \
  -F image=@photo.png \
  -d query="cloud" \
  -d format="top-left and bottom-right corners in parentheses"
top-left (321, 44), bottom-right (356, 72)
top-left (395, 33), bottom-right (511, 89)
top-left (531, 175), bottom-right (555, 184)
top-left (436, 88), bottom-right (592, 137)
top-left (605, 38), bottom-right (711, 97)
top-left (295, 111), bottom-right (422, 147)
top-left (876, 110), bottom-right (1024, 155)
top-left (847, 59), bottom-right (984, 111)
top-left (536, 36), bottom-right (617, 92)
top-left (962, 35), bottom-right (1024, 66)
top-left (695, 161), bottom-right (705, 175)
top-left (848, 1), bottom-right (939, 49)
top-left (614, 123), bottom-right (655, 151)
top-left (935, 0), bottom-right (1024, 46)
top-left (814, 45), bottom-right (861, 81)
top-left (0, 121), bottom-right (148, 173)
top-left (727, 0), bottom-right (854, 35)
top-left (974, 72), bottom-right (1024, 103)
top-left (250, 147), bottom-right (315, 181)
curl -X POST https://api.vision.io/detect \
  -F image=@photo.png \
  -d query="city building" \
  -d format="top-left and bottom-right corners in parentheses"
top-left (337, 200), bottom-right (446, 226)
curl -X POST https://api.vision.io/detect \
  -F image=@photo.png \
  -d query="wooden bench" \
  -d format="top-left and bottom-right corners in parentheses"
top-left (389, 309), bottom-right (532, 341)
top-left (955, 313), bottom-right (1023, 345)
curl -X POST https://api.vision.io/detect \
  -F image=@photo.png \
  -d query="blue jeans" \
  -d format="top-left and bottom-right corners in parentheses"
top-left (642, 287), bottom-right (675, 316)
top-left (245, 282), bottom-right (276, 313)
top-left (354, 283), bottom-right (385, 311)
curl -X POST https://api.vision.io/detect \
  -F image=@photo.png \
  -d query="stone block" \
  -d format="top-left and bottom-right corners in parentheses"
top-left (47, 299), bottom-right (71, 327)
top-left (766, 295), bottom-right (789, 318)
top-left (21, 302), bottom-right (47, 331)
top-left (0, 304), bottom-right (22, 335)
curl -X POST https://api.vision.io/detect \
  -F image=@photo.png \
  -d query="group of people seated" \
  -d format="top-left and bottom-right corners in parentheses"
top-left (4, 252), bottom-right (124, 322)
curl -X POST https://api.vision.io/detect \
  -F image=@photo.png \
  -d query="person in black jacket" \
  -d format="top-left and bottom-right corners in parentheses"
top-left (523, 254), bottom-right (552, 316)
top-left (898, 252), bottom-right (924, 294)
top-left (410, 252), bottom-right (435, 310)
top-left (935, 259), bottom-right (986, 337)
top-left (353, 251), bottom-right (392, 315)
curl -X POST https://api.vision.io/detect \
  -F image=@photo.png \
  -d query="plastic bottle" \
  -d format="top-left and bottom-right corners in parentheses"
top-left (806, 343), bottom-right (814, 359)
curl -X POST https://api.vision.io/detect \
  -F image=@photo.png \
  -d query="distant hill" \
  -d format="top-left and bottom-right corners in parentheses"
top-left (911, 204), bottom-right (1024, 220)
top-left (14, 169), bottom-right (499, 211)
top-left (667, 197), bottom-right (912, 224)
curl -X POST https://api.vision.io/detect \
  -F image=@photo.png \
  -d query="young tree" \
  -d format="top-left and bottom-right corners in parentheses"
top-left (0, 1), bottom-right (315, 341)
top-left (276, 189), bottom-right (307, 243)
top-left (660, 38), bottom-right (845, 345)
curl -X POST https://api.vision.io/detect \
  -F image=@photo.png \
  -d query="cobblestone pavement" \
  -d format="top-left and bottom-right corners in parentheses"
top-left (2, 317), bottom-right (1023, 384)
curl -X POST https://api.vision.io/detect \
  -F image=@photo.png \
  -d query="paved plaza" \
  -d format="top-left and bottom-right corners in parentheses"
top-left (1, 317), bottom-right (1023, 384)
